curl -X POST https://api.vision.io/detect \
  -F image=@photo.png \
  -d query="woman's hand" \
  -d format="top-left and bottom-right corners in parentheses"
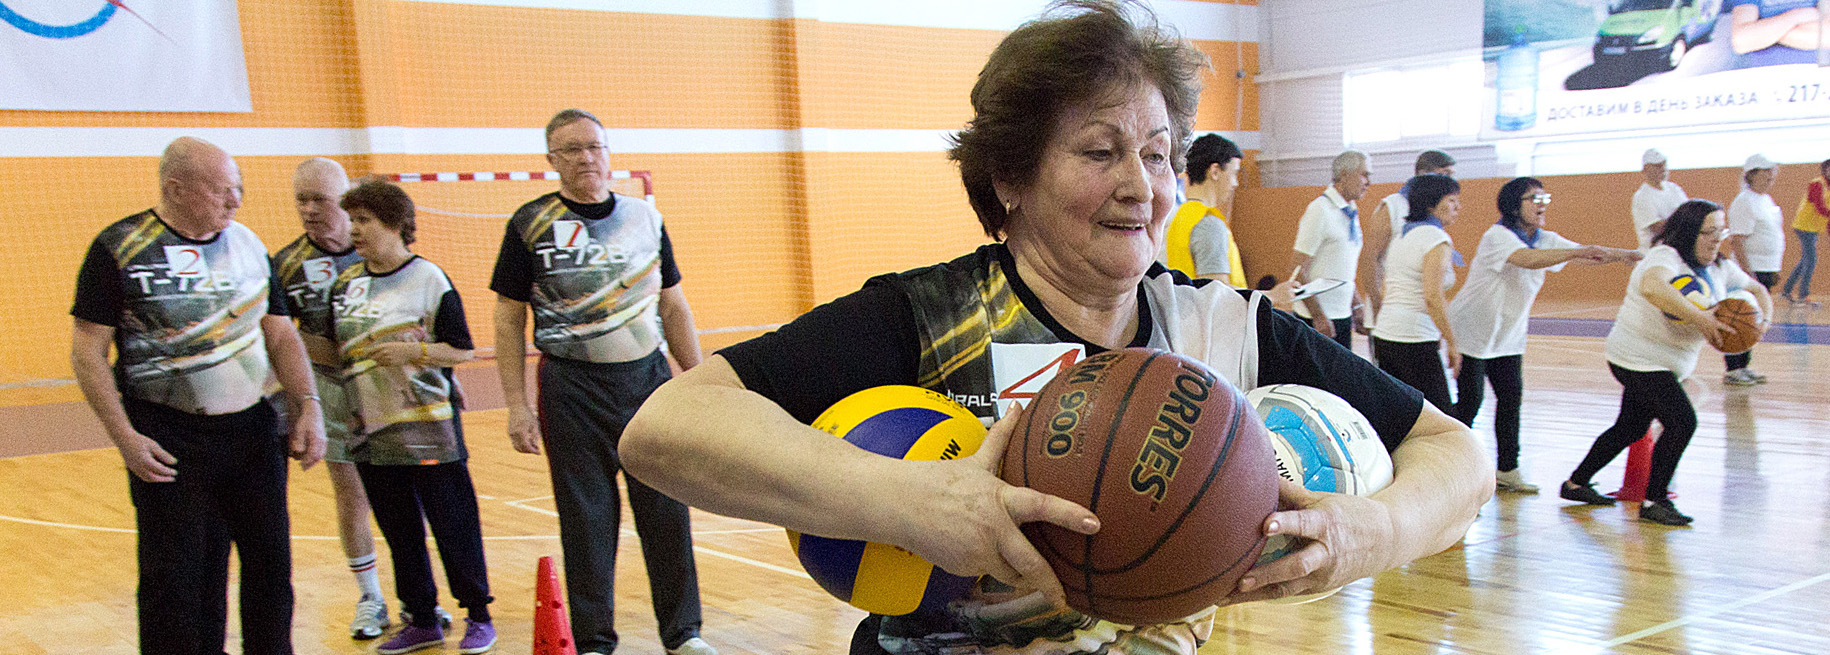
top-left (897, 404), bottom-right (1101, 608)
top-left (1443, 345), bottom-right (1462, 378)
top-left (1223, 479), bottom-right (1398, 604)
top-left (1695, 315), bottom-right (1734, 350)
top-left (364, 342), bottom-right (421, 366)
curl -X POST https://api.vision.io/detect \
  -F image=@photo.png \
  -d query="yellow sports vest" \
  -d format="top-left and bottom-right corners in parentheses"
top-left (1794, 177), bottom-right (1829, 233)
top-left (1164, 201), bottom-right (1246, 288)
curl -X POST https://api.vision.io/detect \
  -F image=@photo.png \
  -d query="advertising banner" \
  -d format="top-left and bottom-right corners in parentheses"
top-left (1483, 0), bottom-right (1830, 140)
top-left (0, 0), bottom-right (251, 112)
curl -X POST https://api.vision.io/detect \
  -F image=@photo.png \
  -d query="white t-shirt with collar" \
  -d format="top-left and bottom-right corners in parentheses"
top-left (1632, 181), bottom-right (1687, 251)
top-left (1728, 188), bottom-right (1786, 272)
top-left (1373, 221), bottom-right (1457, 343)
top-left (1448, 224), bottom-right (1579, 358)
top-left (1606, 244), bottom-right (1755, 379)
top-left (1292, 185), bottom-right (1363, 320)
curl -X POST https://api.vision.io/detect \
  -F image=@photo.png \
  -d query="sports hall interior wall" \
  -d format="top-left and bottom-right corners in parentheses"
top-left (0, 0), bottom-right (1258, 455)
top-left (1230, 166), bottom-right (1826, 308)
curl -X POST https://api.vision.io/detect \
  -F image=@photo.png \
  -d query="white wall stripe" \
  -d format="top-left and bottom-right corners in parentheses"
top-left (401, 0), bottom-right (1258, 42)
top-left (0, 126), bottom-right (1262, 157)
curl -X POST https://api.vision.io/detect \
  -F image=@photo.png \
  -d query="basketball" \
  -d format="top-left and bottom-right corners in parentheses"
top-left (1712, 290), bottom-right (1763, 354)
top-left (1001, 348), bottom-right (1278, 624)
top-left (787, 385), bottom-right (988, 616)
top-left (1247, 384), bottom-right (1392, 604)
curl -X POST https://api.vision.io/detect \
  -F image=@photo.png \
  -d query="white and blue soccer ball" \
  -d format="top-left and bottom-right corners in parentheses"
top-left (1248, 384), bottom-right (1393, 567)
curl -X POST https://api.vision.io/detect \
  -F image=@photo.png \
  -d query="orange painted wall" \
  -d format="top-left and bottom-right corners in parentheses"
top-left (1231, 166), bottom-right (1827, 307)
top-left (0, 1), bottom-right (1258, 416)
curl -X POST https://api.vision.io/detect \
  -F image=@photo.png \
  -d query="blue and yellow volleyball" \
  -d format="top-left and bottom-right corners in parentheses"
top-left (787, 385), bottom-right (988, 616)
top-left (1662, 273), bottom-right (1711, 320)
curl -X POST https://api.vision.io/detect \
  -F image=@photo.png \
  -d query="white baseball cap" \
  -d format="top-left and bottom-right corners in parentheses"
top-left (1743, 153), bottom-right (1776, 172)
top-left (1642, 149), bottom-right (1667, 165)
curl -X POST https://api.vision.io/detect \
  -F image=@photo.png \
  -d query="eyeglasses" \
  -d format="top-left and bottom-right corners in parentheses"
top-left (1530, 193), bottom-right (1552, 205)
top-left (549, 143), bottom-right (607, 158)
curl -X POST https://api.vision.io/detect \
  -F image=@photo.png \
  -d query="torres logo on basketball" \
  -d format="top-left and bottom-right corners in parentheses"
top-left (1129, 362), bottom-right (1216, 504)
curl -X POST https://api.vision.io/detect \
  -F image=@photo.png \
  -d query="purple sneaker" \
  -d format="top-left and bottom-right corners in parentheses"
top-left (458, 619), bottom-right (497, 654)
top-left (377, 623), bottom-right (443, 654)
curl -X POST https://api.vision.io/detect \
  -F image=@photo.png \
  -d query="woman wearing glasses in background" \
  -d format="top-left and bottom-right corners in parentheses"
top-left (1447, 178), bottom-right (1638, 494)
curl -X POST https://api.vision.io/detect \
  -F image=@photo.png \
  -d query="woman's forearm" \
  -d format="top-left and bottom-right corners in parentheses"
top-left (622, 356), bottom-right (932, 547)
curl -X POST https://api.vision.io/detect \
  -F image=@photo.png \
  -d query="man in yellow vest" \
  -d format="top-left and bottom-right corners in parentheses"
top-left (1163, 134), bottom-right (1246, 287)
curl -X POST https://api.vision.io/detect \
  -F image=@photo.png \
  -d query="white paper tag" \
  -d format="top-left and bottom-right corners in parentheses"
top-left (989, 342), bottom-right (1087, 419)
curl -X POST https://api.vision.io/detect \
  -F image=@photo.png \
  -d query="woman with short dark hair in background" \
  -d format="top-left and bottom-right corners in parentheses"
top-left (1561, 199), bottom-right (1771, 525)
top-left (1372, 174), bottom-right (1463, 413)
top-left (1448, 177), bottom-right (1638, 493)
top-left (331, 181), bottom-right (496, 654)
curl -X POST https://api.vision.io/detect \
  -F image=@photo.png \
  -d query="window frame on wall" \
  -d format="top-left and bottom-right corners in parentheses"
top-left (1342, 57), bottom-right (1484, 149)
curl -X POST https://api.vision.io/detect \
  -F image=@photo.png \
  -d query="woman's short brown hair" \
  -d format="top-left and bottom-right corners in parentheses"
top-left (949, 0), bottom-right (1207, 238)
top-left (340, 180), bottom-right (417, 246)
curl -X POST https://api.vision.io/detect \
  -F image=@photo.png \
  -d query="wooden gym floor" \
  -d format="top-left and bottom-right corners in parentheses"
top-left (1, 331), bottom-right (1827, 654)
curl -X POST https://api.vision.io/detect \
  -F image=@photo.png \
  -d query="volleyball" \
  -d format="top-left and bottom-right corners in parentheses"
top-left (787, 385), bottom-right (988, 616)
top-left (1662, 273), bottom-right (1711, 320)
top-left (1248, 384), bottom-right (1393, 565)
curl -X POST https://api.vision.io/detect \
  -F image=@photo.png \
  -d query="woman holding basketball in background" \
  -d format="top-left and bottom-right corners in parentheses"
top-left (1371, 174), bottom-right (1463, 413)
top-left (1560, 199), bottom-right (1771, 526)
top-left (621, 2), bottom-right (1491, 653)
top-left (1447, 178), bottom-right (1639, 494)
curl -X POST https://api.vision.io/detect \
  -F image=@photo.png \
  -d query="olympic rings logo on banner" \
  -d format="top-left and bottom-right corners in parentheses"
top-left (0, 2), bottom-right (117, 39)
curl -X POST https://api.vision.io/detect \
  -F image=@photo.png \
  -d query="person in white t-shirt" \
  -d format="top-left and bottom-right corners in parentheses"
top-left (1372, 174), bottom-right (1462, 412)
top-left (1293, 150), bottom-right (1370, 351)
top-left (1560, 200), bottom-right (1771, 526)
top-left (1723, 153), bottom-right (1785, 386)
top-left (1365, 150), bottom-right (1457, 321)
top-left (1447, 178), bottom-right (1639, 494)
top-left (1632, 149), bottom-right (1688, 251)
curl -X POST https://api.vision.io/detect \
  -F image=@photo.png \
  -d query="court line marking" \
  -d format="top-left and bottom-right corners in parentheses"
top-left (1599, 569), bottom-right (1830, 648)
top-left (0, 512), bottom-right (557, 541)
top-left (502, 495), bottom-right (811, 579)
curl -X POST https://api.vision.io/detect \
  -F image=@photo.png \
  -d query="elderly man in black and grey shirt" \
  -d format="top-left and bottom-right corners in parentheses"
top-left (69, 137), bottom-right (325, 655)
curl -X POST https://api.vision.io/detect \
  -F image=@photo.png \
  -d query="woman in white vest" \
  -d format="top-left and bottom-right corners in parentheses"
top-left (1559, 199), bottom-right (1770, 526)
top-left (1373, 174), bottom-right (1463, 412)
top-left (1722, 154), bottom-right (1785, 386)
top-left (1447, 177), bottom-right (1639, 494)
top-left (617, 3), bottom-right (1492, 653)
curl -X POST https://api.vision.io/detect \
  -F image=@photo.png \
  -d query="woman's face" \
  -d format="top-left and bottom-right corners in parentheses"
top-left (1748, 167), bottom-right (1777, 194)
top-left (348, 207), bottom-right (404, 261)
top-left (1433, 193), bottom-right (1461, 225)
top-left (1518, 187), bottom-right (1548, 230)
top-left (1695, 210), bottom-right (1727, 263)
top-left (1003, 85), bottom-right (1179, 284)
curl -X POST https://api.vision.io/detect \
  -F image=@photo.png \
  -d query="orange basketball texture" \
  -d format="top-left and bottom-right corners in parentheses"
top-left (1713, 297), bottom-right (1761, 354)
top-left (1000, 348), bottom-right (1279, 624)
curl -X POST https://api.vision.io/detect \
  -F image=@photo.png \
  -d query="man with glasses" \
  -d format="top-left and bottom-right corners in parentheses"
top-left (490, 109), bottom-right (714, 655)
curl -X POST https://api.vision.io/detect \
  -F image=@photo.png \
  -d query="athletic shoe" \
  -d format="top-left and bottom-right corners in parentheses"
top-left (668, 637), bottom-right (719, 655)
top-left (458, 619), bottom-right (497, 654)
top-left (350, 597), bottom-right (390, 640)
top-left (400, 606), bottom-right (453, 630)
top-left (1495, 469), bottom-right (1540, 494)
top-left (1746, 369), bottom-right (1769, 384)
top-left (1723, 369), bottom-right (1758, 387)
top-left (1638, 500), bottom-right (1693, 526)
top-left (377, 624), bottom-right (444, 654)
top-left (1559, 480), bottom-right (1616, 506)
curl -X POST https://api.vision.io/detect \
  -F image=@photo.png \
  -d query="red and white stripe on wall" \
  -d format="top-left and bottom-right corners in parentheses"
top-left (381, 170), bottom-right (654, 201)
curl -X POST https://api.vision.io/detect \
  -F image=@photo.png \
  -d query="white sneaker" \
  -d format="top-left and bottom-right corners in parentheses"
top-left (668, 637), bottom-right (719, 655)
top-left (1724, 369), bottom-right (1758, 387)
top-left (350, 597), bottom-right (390, 640)
top-left (1746, 369), bottom-right (1768, 384)
top-left (1495, 469), bottom-right (1540, 494)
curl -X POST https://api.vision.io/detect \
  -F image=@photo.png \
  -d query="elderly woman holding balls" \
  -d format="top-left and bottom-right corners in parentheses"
top-left (622, 1), bottom-right (1491, 653)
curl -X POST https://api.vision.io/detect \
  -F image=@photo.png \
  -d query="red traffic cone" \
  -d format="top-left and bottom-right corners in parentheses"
top-left (534, 556), bottom-right (576, 655)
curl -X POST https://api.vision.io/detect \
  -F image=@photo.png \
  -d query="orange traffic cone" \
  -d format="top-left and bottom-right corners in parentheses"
top-left (534, 556), bottom-right (576, 655)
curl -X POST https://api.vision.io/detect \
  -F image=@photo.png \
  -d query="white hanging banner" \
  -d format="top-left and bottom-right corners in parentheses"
top-left (0, 0), bottom-right (251, 112)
